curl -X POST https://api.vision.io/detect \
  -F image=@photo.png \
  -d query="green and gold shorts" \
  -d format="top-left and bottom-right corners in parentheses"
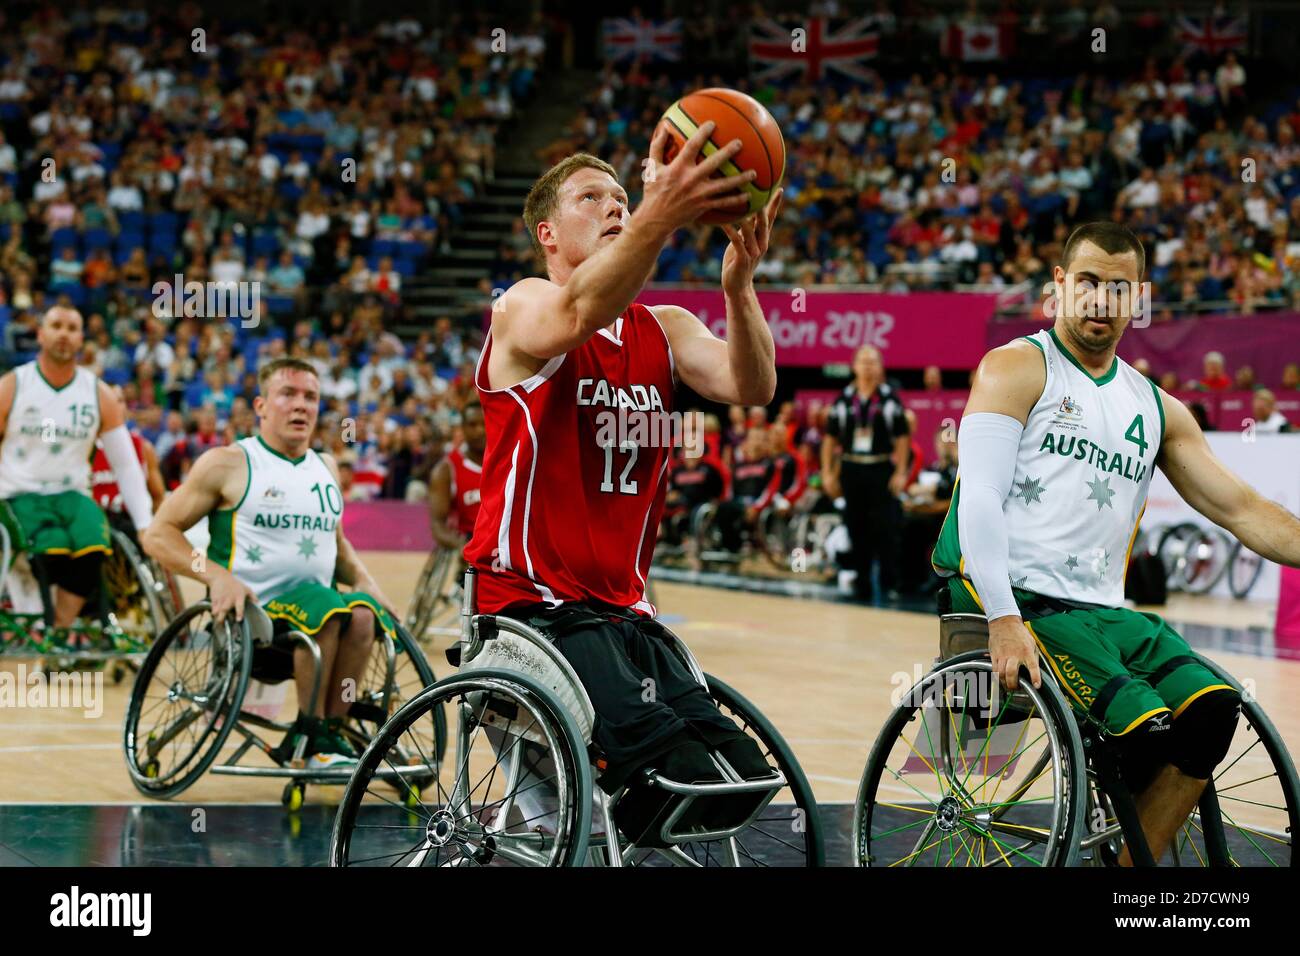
top-left (262, 580), bottom-right (397, 640)
top-left (1, 491), bottom-right (111, 559)
top-left (947, 578), bottom-right (1234, 738)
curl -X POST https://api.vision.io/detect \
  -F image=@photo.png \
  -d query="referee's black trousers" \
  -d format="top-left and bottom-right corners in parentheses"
top-left (840, 459), bottom-right (903, 599)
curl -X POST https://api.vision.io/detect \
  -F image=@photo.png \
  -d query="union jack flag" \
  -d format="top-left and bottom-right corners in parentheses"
top-left (601, 17), bottom-right (682, 63)
top-left (748, 17), bottom-right (880, 84)
top-left (1175, 14), bottom-right (1247, 56)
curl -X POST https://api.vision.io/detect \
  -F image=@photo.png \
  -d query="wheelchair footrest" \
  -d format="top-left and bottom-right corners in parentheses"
top-left (613, 736), bottom-right (785, 849)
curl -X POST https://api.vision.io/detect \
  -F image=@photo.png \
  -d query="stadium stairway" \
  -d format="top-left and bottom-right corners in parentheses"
top-left (398, 69), bottom-right (597, 335)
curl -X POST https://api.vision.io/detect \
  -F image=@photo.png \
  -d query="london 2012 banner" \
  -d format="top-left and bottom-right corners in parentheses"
top-left (636, 288), bottom-right (998, 369)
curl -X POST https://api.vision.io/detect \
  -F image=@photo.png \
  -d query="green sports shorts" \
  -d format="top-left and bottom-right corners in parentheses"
top-left (1, 491), bottom-right (112, 559)
top-left (262, 580), bottom-right (397, 639)
top-left (946, 577), bottom-right (1235, 738)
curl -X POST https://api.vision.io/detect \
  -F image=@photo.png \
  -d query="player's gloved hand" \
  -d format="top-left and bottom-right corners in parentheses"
top-left (988, 615), bottom-right (1042, 692)
top-left (208, 567), bottom-right (259, 623)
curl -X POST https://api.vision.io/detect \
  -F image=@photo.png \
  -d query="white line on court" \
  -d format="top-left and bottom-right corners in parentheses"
top-left (0, 743), bottom-right (121, 754)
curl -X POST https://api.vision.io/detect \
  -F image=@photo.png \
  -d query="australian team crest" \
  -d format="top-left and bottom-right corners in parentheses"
top-left (1056, 395), bottom-right (1083, 421)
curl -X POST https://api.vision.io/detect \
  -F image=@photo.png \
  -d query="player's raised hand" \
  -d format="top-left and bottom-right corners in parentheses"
top-left (721, 188), bottom-right (783, 294)
top-left (639, 120), bottom-right (754, 233)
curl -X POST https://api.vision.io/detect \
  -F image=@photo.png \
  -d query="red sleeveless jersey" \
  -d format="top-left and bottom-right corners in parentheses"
top-left (464, 302), bottom-right (674, 615)
top-left (445, 444), bottom-right (483, 535)
top-left (90, 433), bottom-right (146, 513)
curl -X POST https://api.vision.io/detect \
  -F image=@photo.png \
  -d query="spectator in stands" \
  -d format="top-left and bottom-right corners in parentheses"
top-left (134, 319), bottom-right (175, 372)
top-left (370, 256), bottom-right (401, 305)
top-left (154, 411), bottom-right (187, 472)
top-left (1234, 365), bottom-right (1257, 391)
top-left (49, 247), bottom-right (84, 289)
top-left (1252, 389), bottom-right (1292, 433)
top-left (268, 250), bottom-right (306, 311)
top-left (1282, 363), bottom-right (1300, 390)
top-left (1196, 351), bottom-right (1232, 391)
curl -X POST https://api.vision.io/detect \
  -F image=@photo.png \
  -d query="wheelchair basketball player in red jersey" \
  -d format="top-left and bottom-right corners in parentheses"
top-left (464, 118), bottom-right (784, 839)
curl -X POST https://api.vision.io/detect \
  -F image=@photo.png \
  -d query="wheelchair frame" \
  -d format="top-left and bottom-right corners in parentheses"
top-left (0, 521), bottom-right (174, 668)
top-left (124, 599), bottom-right (444, 809)
top-left (331, 566), bottom-right (824, 866)
top-left (853, 608), bottom-right (1299, 867)
top-left (457, 568), bottom-right (789, 861)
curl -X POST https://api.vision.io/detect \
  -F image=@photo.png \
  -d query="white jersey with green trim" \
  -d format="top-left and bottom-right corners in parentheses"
top-left (206, 435), bottom-right (341, 599)
top-left (0, 362), bottom-right (101, 498)
top-left (933, 327), bottom-right (1165, 607)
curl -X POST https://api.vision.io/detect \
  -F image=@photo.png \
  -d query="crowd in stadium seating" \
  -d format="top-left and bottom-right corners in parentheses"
top-left (0, 6), bottom-right (544, 493)
top-left (543, 36), bottom-right (1300, 316)
top-left (2, 4), bottom-right (1299, 526)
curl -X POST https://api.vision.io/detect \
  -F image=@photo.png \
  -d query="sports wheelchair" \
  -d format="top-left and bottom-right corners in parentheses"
top-left (123, 598), bottom-right (446, 810)
top-left (330, 567), bottom-right (824, 867)
top-left (405, 547), bottom-right (465, 646)
top-left (852, 597), bottom-right (1299, 867)
top-left (0, 506), bottom-right (178, 676)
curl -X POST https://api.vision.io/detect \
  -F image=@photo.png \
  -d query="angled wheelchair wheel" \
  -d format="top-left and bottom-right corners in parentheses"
top-left (1180, 527), bottom-right (1231, 595)
top-left (331, 668), bottom-right (592, 867)
top-left (405, 549), bottom-right (459, 645)
top-left (344, 623), bottom-right (447, 767)
top-left (1156, 522), bottom-right (1201, 593)
top-left (103, 528), bottom-right (167, 647)
top-left (1167, 658), bottom-right (1298, 867)
top-left (0, 520), bottom-right (11, 600)
top-left (854, 652), bottom-right (1087, 867)
top-left (147, 556), bottom-right (184, 622)
top-left (757, 508), bottom-right (793, 568)
top-left (623, 674), bottom-right (825, 867)
top-left (123, 601), bottom-right (252, 798)
top-left (1227, 540), bottom-right (1265, 599)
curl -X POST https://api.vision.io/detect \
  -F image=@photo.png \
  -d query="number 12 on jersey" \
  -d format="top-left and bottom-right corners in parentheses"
top-left (600, 442), bottom-right (639, 495)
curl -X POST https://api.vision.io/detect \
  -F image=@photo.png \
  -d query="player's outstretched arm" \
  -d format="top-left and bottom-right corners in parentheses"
top-left (498, 122), bottom-right (752, 362)
top-left (648, 190), bottom-right (783, 406)
top-left (959, 341), bottom-right (1047, 690)
top-left (1158, 391), bottom-right (1300, 568)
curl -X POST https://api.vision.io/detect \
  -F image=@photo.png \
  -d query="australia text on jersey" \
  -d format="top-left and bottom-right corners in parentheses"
top-left (578, 377), bottom-right (705, 457)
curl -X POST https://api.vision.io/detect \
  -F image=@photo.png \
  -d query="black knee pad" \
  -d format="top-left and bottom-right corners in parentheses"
top-left (57, 552), bottom-right (105, 598)
top-left (1113, 711), bottom-right (1174, 794)
top-left (1170, 688), bottom-right (1241, 780)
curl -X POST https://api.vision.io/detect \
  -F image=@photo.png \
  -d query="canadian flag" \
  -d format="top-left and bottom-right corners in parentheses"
top-left (944, 23), bottom-right (1008, 61)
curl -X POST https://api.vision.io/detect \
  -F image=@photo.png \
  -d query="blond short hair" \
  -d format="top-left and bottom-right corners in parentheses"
top-left (522, 153), bottom-right (619, 260)
top-left (258, 357), bottom-right (319, 392)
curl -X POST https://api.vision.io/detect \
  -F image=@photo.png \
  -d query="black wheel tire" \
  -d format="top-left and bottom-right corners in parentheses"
top-left (122, 602), bottom-right (252, 799)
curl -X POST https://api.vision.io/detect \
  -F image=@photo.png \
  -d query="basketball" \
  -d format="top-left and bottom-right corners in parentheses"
top-left (656, 87), bottom-right (786, 225)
